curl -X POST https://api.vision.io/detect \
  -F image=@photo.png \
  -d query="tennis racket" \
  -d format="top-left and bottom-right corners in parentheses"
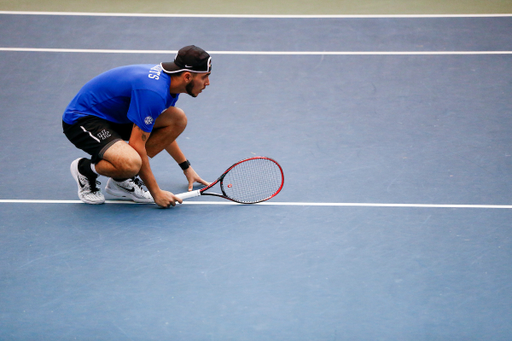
top-left (175, 156), bottom-right (284, 204)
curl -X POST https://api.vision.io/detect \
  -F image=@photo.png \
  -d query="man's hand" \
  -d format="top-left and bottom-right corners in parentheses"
top-left (184, 166), bottom-right (210, 191)
top-left (153, 189), bottom-right (183, 208)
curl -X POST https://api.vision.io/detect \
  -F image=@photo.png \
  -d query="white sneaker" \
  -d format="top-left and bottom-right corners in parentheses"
top-left (105, 177), bottom-right (154, 203)
top-left (70, 158), bottom-right (105, 205)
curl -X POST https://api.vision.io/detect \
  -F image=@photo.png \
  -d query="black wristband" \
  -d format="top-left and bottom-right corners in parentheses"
top-left (179, 160), bottom-right (191, 170)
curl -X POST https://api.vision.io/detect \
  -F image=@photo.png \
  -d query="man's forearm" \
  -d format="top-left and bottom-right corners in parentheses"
top-left (165, 140), bottom-right (187, 164)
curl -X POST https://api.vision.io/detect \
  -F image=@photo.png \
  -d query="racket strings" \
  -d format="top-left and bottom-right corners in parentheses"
top-left (221, 158), bottom-right (283, 203)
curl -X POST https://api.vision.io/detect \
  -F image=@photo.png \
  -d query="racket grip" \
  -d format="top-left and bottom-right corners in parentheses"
top-left (175, 189), bottom-right (201, 201)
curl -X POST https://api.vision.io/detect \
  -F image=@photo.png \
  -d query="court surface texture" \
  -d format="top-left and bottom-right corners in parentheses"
top-left (1, 7), bottom-right (512, 341)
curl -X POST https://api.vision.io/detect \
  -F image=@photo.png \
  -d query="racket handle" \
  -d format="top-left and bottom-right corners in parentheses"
top-left (175, 189), bottom-right (201, 201)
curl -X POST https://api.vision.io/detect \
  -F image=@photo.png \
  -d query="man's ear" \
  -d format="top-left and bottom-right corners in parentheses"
top-left (183, 71), bottom-right (193, 82)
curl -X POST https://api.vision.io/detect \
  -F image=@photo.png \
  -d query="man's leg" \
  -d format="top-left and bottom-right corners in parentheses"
top-left (64, 116), bottom-right (152, 204)
top-left (65, 108), bottom-right (187, 204)
top-left (143, 106), bottom-right (209, 190)
top-left (98, 140), bottom-right (155, 203)
top-left (96, 107), bottom-right (187, 177)
top-left (100, 107), bottom-right (187, 203)
top-left (95, 140), bottom-right (142, 179)
top-left (96, 107), bottom-right (187, 202)
top-left (145, 106), bottom-right (188, 158)
top-left (64, 117), bottom-right (126, 205)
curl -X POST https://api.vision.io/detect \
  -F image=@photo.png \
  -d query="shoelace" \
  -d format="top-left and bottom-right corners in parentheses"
top-left (132, 177), bottom-right (147, 191)
top-left (90, 180), bottom-right (101, 193)
top-left (80, 173), bottom-right (101, 193)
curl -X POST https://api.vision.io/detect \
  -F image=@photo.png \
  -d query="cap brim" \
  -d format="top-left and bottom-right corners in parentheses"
top-left (161, 62), bottom-right (181, 74)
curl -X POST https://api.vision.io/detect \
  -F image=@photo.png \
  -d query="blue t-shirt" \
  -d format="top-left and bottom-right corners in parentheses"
top-left (62, 64), bottom-right (179, 133)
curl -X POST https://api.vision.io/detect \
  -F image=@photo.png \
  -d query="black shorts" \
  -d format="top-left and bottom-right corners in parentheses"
top-left (62, 116), bottom-right (133, 163)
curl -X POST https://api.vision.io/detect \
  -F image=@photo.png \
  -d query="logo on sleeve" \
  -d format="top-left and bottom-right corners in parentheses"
top-left (144, 116), bottom-right (154, 125)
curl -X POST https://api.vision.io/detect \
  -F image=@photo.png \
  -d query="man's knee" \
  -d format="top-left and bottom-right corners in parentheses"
top-left (171, 107), bottom-right (188, 130)
top-left (102, 140), bottom-right (142, 177)
top-left (155, 106), bottom-right (188, 131)
top-left (121, 155), bottom-right (142, 177)
top-left (145, 107), bottom-right (188, 158)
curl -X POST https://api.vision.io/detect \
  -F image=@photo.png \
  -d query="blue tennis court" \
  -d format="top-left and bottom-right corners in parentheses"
top-left (1, 12), bottom-right (512, 340)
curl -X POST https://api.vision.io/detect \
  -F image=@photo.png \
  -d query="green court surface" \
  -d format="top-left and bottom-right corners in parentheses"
top-left (1, 0), bottom-right (511, 14)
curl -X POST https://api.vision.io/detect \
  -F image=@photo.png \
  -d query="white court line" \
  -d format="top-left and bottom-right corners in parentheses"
top-left (0, 11), bottom-right (511, 18)
top-left (0, 199), bottom-right (511, 208)
top-left (1, 47), bottom-right (511, 55)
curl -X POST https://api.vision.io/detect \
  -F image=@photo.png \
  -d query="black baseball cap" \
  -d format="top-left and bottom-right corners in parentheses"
top-left (161, 45), bottom-right (212, 74)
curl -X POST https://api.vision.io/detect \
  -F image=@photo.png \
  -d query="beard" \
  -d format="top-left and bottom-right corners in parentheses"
top-left (186, 80), bottom-right (197, 98)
